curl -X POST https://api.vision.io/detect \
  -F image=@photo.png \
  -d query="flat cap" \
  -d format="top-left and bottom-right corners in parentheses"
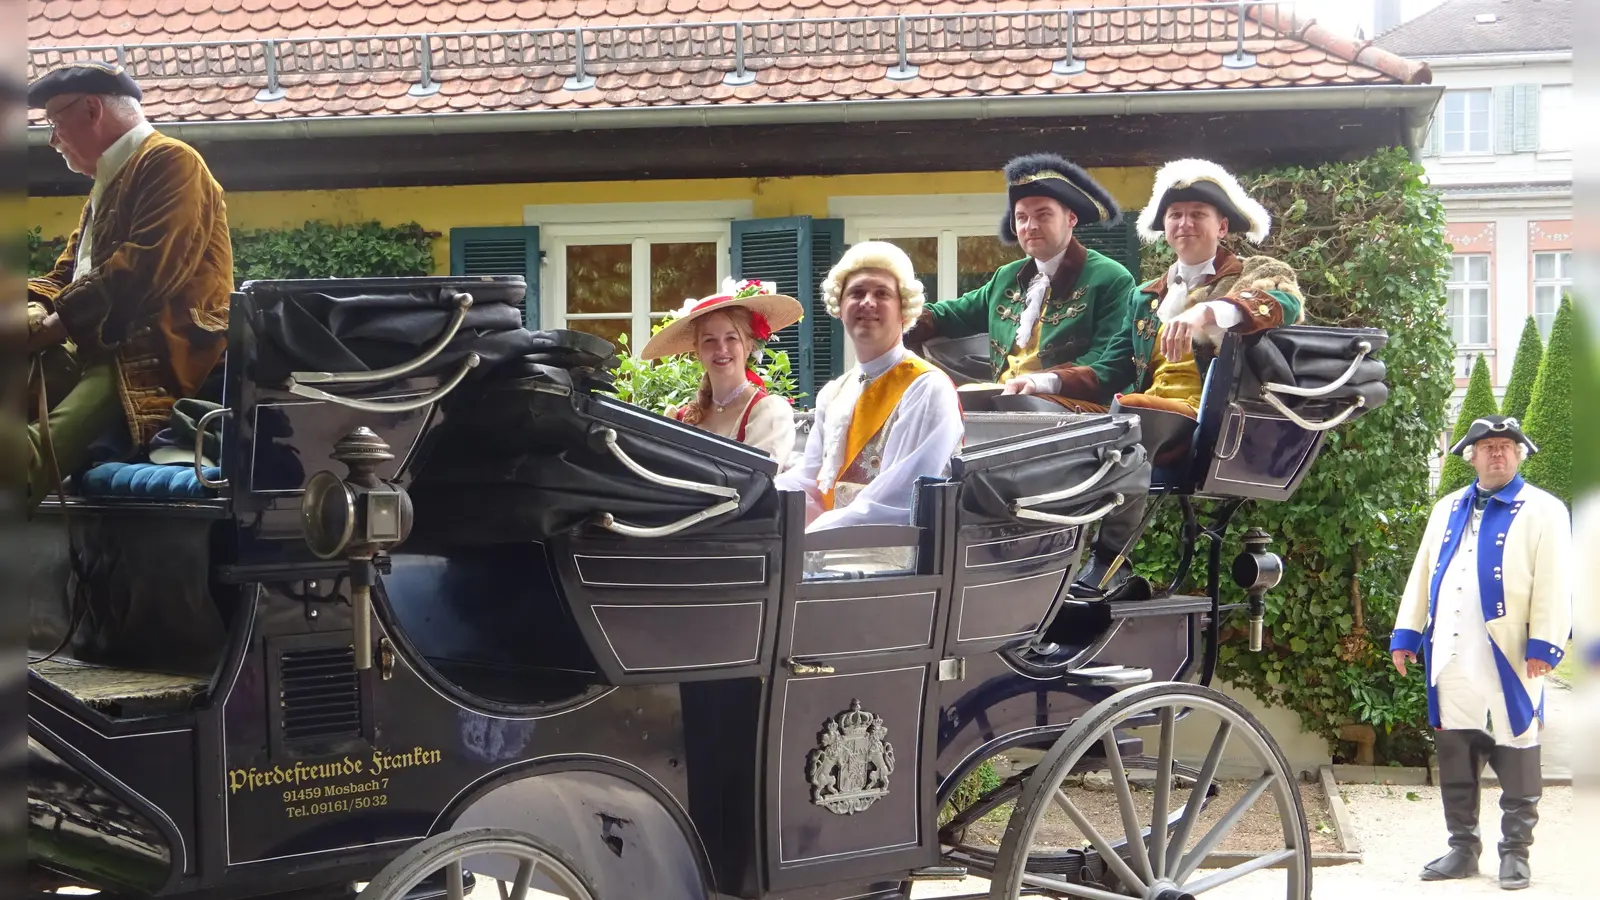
top-left (28, 62), bottom-right (143, 109)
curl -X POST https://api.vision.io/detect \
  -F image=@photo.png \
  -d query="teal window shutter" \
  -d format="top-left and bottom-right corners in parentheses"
top-left (449, 226), bottom-right (541, 329)
top-left (1073, 212), bottom-right (1143, 282)
top-left (1422, 113), bottom-right (1441, 157)
top-left (731, 216), bottom-right (844, 407)
top-left (1494, 85), bottom-right (1517, 155)
top-left (1513, 84), bottom-right (1541, 152)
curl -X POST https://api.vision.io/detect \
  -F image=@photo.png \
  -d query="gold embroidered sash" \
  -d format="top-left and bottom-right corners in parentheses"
top-left (821, 355), bottom-right (938, 511)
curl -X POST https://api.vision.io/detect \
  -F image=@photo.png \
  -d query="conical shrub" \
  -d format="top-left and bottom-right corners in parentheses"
top-left (1501, 315), bottom-right (1543, 422)
top-left (1438, 353), bottom-right (1498, 496)
top-left (1521, 296), bottom-right (1574, 504)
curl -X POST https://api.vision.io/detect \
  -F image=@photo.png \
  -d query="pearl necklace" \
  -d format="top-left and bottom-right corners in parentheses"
top-left (712, 381), bottom-right (750, 413)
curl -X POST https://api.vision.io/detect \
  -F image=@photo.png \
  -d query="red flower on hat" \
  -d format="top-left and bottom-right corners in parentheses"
top-left (750, 311), bottom-right (773, 342)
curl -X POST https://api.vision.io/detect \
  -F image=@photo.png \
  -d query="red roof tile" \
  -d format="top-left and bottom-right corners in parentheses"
top-left (25, 0), bottom-right (1431, 127)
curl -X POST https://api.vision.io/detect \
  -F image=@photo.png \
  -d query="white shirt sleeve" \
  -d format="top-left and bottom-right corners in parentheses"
top-left (807, 371), bottom-right (965, 532)
top-left (774, 392), bottom-right (828, 521)
top-left (741, 394), bottom-right (796, 463)
top-left (1203, 300), bottom-right (1243, 329)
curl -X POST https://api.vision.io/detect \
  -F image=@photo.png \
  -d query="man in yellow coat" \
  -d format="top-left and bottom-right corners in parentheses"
top-left (26, 64), bottom-right (233, 513)
top-left (1390, 416), bottom-right (1571, 890)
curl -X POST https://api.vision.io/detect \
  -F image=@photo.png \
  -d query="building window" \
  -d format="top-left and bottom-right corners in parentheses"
top-left (553, 234), bottom-right (725, 348)
top-left (1441, 90), bottom-right (1492, 155)
top-left (1532, 250), bottom-right (1570, 338)
top-left (1540, 85), bottom-right (1571, 152)
top-left (1447, 253), bottom-right (1491, 378)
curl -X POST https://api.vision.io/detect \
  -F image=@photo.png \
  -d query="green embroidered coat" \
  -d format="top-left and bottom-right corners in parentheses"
top-left (906, 239), bottom-right (1138, 405)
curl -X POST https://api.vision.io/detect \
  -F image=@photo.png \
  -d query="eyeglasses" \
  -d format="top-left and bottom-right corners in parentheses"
top-left (44, 95), bottom-right (88, 133)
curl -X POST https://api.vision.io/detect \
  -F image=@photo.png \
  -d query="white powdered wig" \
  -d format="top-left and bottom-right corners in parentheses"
top-left (1462, 443), bottom-right (1529, 463)
top-left (1136, 158), bottom-right (1272, 245)
top-left (821, 240), bottom-right (926, 331)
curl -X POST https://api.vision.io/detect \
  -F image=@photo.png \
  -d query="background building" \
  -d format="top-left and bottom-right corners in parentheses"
top-left (1375, 0), bottom-right (1572, 402)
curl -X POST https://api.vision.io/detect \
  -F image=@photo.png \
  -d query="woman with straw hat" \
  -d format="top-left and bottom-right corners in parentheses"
top-left (640, 278), bottom-right (803, 462)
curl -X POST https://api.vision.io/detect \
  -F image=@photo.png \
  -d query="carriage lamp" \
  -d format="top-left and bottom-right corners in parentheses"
top-left (1230, 528), bottom-right (1283, 653)
top-left (301, 427), bottom-right (414, 670)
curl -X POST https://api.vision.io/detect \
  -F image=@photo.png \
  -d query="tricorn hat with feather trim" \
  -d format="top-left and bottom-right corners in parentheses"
top-left (1136, 158), bottom-right (1271, 245)
top-left (999, 153), bottom-right (1121, 243)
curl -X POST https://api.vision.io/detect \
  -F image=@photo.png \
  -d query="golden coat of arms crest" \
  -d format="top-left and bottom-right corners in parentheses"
top-left (806, 698), bottom-right (896, 815)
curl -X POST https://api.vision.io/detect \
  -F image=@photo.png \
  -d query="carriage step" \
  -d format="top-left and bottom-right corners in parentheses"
top-left (1061, 665), bottom-right (1152, 687)
top-left (907, 865), bottom-right (969, 881)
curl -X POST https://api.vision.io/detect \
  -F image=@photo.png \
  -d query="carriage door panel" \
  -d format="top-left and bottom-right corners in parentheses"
top-left (762, 490), bottom-right (956, 893)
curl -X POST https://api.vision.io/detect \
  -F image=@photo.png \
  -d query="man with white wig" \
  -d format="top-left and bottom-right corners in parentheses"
top-left (775, 241), bottom-right (963, 532)
top-left (1072, 157), bottom-right (1305, 599)
top-left (1390, 415), bottom-right (1571, 891)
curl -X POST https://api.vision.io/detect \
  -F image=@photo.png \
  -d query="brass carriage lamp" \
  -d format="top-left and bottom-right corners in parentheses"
top-left (301, 427), bottom-right (415, 671)
top-left (1230, 527), bottom-right (1283, 653)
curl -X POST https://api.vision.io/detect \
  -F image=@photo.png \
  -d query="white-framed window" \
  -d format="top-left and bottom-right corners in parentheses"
top-left (1532, 250), bottom-right (1570, 338)
top-left (528, 202), bottom-right (749, 351)
top-left (1441, 89), bottom-right (1492, 155)
top-left (833, 194), bottom-right (1025, 366)
top-left (1539, 84), bottom-right (1571, 152)
top-left (1447, 253), bottom-right (1491, 378)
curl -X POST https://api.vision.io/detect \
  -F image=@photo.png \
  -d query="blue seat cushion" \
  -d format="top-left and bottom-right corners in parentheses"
top-left (79, 462), bottom-right (221, 500)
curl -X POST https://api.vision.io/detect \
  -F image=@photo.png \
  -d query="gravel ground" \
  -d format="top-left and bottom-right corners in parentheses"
top-left (913, 782), bottom-right (1580, 899)
top-left (959, 777), bottom-right (1341, 855)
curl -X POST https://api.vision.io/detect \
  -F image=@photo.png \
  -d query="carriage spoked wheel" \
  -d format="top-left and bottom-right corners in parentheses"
top-left (355, 827), bottom-right (598, 900)
top-left (987, 683), bottom-right (1309, 900)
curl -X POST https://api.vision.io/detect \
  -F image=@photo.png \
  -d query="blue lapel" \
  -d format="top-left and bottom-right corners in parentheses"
top-left (1427, 475), bottom-right (1525, 623)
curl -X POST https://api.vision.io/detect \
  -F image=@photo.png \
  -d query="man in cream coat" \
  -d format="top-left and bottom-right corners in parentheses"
top-left (1390, 415), bottom-right (1571, 891)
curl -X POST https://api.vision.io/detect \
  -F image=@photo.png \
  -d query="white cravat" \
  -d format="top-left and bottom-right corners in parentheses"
top-left (1014, 246), bottom-right (1068, 349)
top-left (74, 121), bottom-right (155, 283)
top-left (1158, 257), bottom-right (1216, 323)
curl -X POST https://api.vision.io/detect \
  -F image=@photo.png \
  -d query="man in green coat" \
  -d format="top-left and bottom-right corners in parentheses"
top-left (905, 153), bottom-right (1136, 411)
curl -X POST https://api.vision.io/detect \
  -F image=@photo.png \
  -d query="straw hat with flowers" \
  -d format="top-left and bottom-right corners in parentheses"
top-left (639, 278), bottom-right (804, 360)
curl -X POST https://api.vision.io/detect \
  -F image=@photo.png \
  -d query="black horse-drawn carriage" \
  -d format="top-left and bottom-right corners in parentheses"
top-left (26, 275), bottom-right (1389, 900)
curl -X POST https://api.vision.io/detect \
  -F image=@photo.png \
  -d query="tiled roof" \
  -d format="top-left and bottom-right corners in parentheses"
top-left (1373, 0), bottom-right (1571, 57)
top-left (26, 1), bottom-right (1431, 127)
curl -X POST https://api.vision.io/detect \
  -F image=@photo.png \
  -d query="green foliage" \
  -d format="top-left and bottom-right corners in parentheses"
top-left (1500, 315), bottom-right (1543, 422)
top-left (232, 220), bottom-right (438, 281)
top-left (938, 759), bottom-right (1002, 826)
top-left (1521, 296), bottom-right (1575, 504)
top-left (31, 220), bottom-right (439, 284)
top-left (28, 226), bottom-right (68, 277)
top-left (1438, 353), bottom-right (1497, 496)
top-left (1137, 148), bottom-right (1455, 763)
top-left (611, 319), bottom-right (802, 416)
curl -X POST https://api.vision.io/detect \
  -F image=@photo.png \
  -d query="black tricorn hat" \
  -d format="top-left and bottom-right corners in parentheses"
top-left (1449, 415), bottom-right (1538, 457)
top-left (999, 153), bottom-right (1121, 243)
top-left (28, 62), bottom-right (143, 109)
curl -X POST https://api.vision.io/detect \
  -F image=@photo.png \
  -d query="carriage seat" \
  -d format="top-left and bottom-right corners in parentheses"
top-left (1145, 326), bottom-right (1390, 496)
top-left (77, 461), bottom-right (223, 500)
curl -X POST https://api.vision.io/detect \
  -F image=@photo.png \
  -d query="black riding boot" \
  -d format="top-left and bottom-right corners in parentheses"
top-left (1421, 729), bottom-right (1491, 881)
top-left (1069, 492), bottom-right (1147, 600)
top-left (1491, 743), bottom-right (1541, 890)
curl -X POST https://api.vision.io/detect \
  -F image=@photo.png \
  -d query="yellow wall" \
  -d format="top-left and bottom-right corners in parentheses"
top-left (29, 167), bottom-right (1155, 274)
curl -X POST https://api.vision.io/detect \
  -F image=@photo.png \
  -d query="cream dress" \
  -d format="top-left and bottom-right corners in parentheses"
top-left (671, 389), bottom-right (795, 464)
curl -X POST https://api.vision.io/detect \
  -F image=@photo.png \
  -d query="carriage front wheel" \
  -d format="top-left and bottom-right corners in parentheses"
top-left (356, 826), bottom-right (599, 900)
top-left (989, 683), bottom-right (1310, 900)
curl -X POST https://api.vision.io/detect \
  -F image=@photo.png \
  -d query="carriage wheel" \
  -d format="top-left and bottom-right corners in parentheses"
top-left (356, 827), bottom-right (599, 900)
top-left (989, 683), bottom-right (1309, 900)
top-left (940, 753), bottom-right (1208, 884)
